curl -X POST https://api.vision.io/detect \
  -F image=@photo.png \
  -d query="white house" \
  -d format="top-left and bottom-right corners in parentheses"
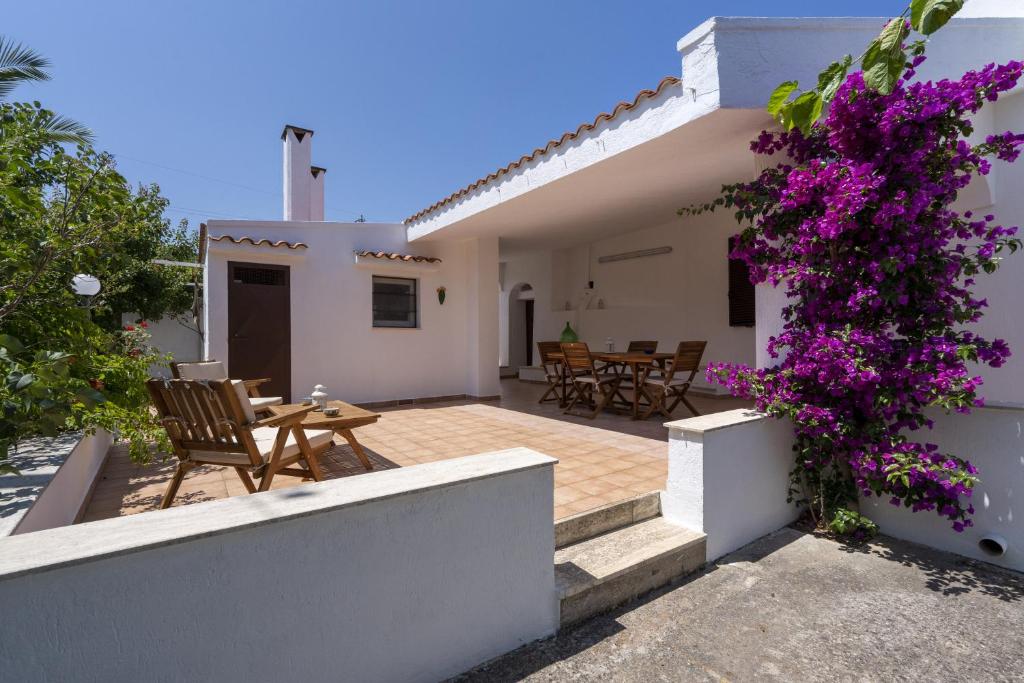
top-left (199, 1), bottom-right (1024, 567)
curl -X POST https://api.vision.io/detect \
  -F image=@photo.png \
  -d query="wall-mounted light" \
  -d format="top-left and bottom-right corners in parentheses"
top-left (597, 246), bottom-right (672, 264)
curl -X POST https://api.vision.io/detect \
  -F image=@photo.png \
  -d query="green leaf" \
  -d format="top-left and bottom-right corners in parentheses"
top-left (789, 91), bottom-right (823, 133)
top-left (767, 80), bottom-right (799, 116)
top-left (0, 334), bottom-right (24, 354)
top-left (862, 27), bottom-right (907, 95)
top-left (817, 56), bottom-right (853, 102)
top-left (877, 17), bottom-right (909, 52)
top-left (911, 0), bottom-right (965, 35)
top-left (14, 373), bottom-right (35, 390)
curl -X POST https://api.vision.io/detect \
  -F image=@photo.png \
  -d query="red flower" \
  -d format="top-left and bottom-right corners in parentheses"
top-left (124, 324), bottom-right (135, 331)
top-left (139, 321), bottom-right (148, 329)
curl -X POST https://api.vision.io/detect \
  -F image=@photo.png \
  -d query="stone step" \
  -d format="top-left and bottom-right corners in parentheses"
top-left (555, 491), bottom-right (661, 549)
top-left (555, 517), bottom-right (706, 626)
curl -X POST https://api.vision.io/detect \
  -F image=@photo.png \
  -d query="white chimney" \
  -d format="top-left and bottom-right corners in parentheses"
top-left (282, 124), bottom-right (313, 221)
top-left (309, 166), bottom-right (326, 221)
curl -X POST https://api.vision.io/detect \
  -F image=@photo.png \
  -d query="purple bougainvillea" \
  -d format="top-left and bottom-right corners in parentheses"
top-left (695, 55), bottom-right (1024, 532)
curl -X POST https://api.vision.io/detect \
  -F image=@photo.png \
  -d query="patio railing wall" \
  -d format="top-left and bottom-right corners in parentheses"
top-left (0, 448), bottom-right (559, 683)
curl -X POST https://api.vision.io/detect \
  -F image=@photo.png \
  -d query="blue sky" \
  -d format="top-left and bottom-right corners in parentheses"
top-left (8, 0), bottom-right (901, 227)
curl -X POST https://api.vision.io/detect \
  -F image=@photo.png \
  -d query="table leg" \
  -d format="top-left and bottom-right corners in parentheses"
top-left (338, 429), bottom-right (374, 470)
top-left (293, 426), bottom-right (325, 482)
top-left (631, 361), bottom-right (641, 419)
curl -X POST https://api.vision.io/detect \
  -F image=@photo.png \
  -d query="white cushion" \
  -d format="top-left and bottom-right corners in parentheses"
top-left (176, 361), bottom-right (227, 381)
top-left (231, 380), bottom-right (258, 424)
top-left (252, 427), bottom-right (334, 460)
top-left (575, 373), bottom-right (620, 384)
top-left (190, 428), bottom-right (333, 466)
top-left (249, 396), bottom-right (284, 410)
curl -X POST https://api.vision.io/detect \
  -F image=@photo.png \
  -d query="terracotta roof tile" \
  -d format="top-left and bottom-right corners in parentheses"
top-left (354, 250), bottom-right (442, 264)
top-left (403, 75), bottom-right (681, 224)
top-left (209, 235), bottom-right (308, 250)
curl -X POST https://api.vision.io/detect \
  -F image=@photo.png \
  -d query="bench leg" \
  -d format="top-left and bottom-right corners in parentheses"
top-left (161, 462), bottom-right (193, 509)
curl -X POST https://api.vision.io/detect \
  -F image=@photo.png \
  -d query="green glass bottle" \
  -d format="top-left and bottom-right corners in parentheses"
top-left (559, 322), bottom-right (578, 343)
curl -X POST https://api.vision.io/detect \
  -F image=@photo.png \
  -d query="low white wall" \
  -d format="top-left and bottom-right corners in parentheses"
top-left (863, 407), bottom-right (1024, 572)
top-left (664, 408), bottom-right (1024, 573)
top-left (0, 449), bottom-right (558, 683)
top-left (1, 430), bottom-right (113, 537)
top-left (662, 410), bottom-right (799, 561)
top-left (14, 429), bottom-right (113, 535)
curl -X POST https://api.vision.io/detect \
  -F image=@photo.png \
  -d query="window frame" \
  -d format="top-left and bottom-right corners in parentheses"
top-left (371, 275), bottom-right (420, 329)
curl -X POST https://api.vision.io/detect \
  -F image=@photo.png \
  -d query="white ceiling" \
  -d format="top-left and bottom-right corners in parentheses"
top-left (412, 108), bottom-right (772, 255)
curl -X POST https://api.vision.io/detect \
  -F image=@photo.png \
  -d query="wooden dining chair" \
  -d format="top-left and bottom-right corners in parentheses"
top-left (560, 341), bottom-right (622, 419)
top-left (147, 378), bottom-right (334, 508)
top-left (170, 360), bottom-right (282, 413)
top-left (640, 341), bottom-right (707, 419)
top-left (537, 341), bottom-right (568, 404)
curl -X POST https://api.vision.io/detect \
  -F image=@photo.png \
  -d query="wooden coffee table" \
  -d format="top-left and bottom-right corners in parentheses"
top-left (269, 400), bottom-right (381, 471)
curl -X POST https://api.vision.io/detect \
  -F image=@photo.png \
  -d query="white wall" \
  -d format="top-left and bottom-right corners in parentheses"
top-left (123, 312), bottom-right (202, 377)
top-left (13, 430), bottom-right (113, 535)
top-left (662, 410), bottom-right (799, 561)
top-left (663, 407), bottom-right (1024, 573)
top-left (204, 221), bottom-right (499, 403)
top-left (0, 449), bottom-right (559, 683)
top-left (501, 209), bottom-right (756, 391)
top-left (863, 407), bottom-right (1024, 571)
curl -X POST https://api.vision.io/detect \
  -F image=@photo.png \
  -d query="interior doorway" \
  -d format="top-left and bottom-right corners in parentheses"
top-left (507, 282), bottom-right (535, 369)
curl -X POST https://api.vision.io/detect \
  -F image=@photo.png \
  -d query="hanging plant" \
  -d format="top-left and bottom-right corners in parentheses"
top-left (436, 286), bottom-right (446, 305)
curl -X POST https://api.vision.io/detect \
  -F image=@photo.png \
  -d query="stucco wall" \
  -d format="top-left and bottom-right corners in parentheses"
top-left (123, 312), bottom-right (202, 377)
top-left (863, 407), bottom-right (1024, 571)
top-left (500, 209), bottom-right (755, 389)
top-left (204, 221), bottom-right (499, 403)
top-left (662, 410), bottom-right (799, 561)
top-left (0, 449), bottom-right (559, 682)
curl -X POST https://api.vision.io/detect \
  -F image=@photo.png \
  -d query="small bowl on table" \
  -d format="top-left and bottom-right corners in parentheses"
top-left (322, 406), bottom-right (340, 417)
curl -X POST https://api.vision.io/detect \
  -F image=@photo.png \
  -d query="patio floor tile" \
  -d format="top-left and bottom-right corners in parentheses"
top-left (81, 379), bottom-right (750, 522)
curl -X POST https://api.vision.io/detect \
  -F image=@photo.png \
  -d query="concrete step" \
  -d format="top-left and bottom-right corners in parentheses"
top-left (555, 517), bottom-right (706, 626)
top-left (555, 491), bottom-right (661, 549)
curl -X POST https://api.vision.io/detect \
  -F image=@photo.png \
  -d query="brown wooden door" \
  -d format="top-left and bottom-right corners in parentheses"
top-left (228, 261), bottom-right (291, 402)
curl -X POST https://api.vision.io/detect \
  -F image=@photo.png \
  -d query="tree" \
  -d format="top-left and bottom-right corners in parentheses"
top-left (0, 41), bottom-right (195, 471)
top-left (0, 36), bottom-right (91, 144)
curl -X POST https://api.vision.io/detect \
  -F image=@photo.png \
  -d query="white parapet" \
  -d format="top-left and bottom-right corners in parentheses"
top-left (662, 409), bottom-right (799, 562)
top-left (0, 448), bottom-right (559, 683)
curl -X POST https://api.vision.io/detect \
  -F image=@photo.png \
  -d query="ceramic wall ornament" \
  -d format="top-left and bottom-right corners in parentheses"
top-left (437, 286), bottom-right (446, 305)
top-left (559, 322), bottom-right (579, 343)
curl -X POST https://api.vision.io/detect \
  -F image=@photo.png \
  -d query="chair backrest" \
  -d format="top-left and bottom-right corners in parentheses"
top-left (147, 378), bottom-right (260, 466)
top-left (665, 341), bottom-right (707, 384)
top-left (537, 341), bottom-right (562, 367)
top-left (560, 341), bottom-right (595, 376)
top-left (171, 360), bottom-right (228, 381)
top-left (627, 340), bottom-right (658, 354)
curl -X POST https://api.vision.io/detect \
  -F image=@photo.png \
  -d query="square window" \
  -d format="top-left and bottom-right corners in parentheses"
top-left (372, 276), bottom-right (418, 328)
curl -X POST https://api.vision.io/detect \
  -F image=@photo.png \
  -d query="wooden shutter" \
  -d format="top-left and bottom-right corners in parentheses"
top-left (728, 236), bottom-right (755, 327)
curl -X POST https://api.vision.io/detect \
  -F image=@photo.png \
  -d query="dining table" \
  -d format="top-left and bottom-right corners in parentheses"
top-left (552, 350), bottom-right (674, 419)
